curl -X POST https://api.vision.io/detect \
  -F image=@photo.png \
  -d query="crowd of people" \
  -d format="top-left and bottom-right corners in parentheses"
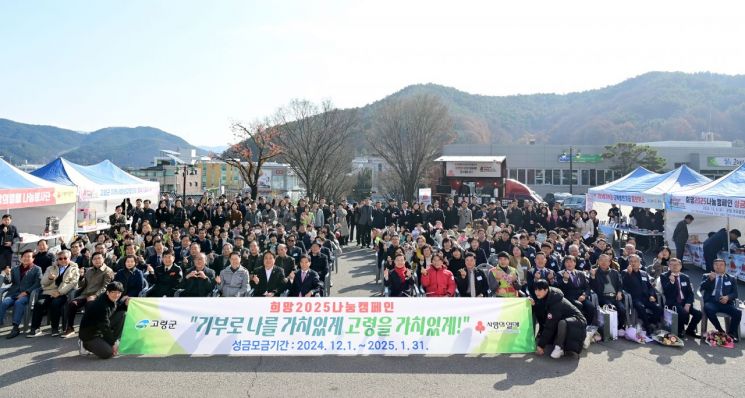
top-left (1, 194), bottom-right (347, 357)
top-left (0, 194), bottom-right (743, 360)
top-left (368, 197), bottom-right (742, 358)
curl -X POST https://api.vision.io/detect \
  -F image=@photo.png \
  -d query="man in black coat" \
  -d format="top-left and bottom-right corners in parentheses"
top-left (533, 281), bottom-right (587, 358)
top-left (288, 255), bottom-right (322, 297)
top-left (622, 254), bottom-right (662, 332)
top-left (672, 215), bottom-right (694, 261)
top-left (309, 242), bottom-right (330, 284)
top-left (454, 253), bottom-right (489, 297)
top-left (703, 228), bottom-right (741, 272)
top-left (146, 250), bottom-right (183, 297)
top-left (443, 198), bottom-right (459, 230)
top-left (506, 202), bottom-right (524, 230)
top-left (357, 198), bottom-right (373, 248)
top-left (33, 239), bottom-right (56, 274)
top-left (429, 202), bottom-right (445, 227)
top-left (589, 254), bottom-right (627, 330)
top-left (78, 282), bottom-right (125, 359)
top-left (0, 214), bottom-right (20, 269)
top-left (371, 202), bottom-right (386, 230)
top-left (660, 258), bottom-right (701, 338)
top-left (557, 255), bottom-right (595, 325)
top-left (181, 253), bottom-right (216, 297)
top-left (250, 251), bottom-right (287, 297)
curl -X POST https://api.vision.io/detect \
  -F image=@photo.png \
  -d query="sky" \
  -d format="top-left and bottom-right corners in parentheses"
top-left (1, 0), bottom-right (745, 146)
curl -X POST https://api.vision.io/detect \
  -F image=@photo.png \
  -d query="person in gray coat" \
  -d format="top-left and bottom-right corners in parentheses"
top-left (357, 198), bottom-right (373, 248)
top-left (216, 252), bottom-right (250, 297)
top-left (458, 201), bottom-right (473, 231)
top-left (1, 250), bottom-right (42, 338)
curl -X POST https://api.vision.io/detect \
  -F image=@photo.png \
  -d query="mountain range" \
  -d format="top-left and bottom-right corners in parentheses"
top-left (3, 71), bottom-right (745, 168)
top-left (0, 119), bottom-right (205, 168)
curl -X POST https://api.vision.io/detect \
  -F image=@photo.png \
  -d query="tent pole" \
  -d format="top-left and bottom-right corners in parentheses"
top-left (727, 217), bottom-right (731, 255)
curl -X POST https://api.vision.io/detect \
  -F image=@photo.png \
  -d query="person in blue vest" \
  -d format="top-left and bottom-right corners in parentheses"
top-left (703, 228), bottom-right (741, 272)
top-left (699, 258), bottom-right (742, 342)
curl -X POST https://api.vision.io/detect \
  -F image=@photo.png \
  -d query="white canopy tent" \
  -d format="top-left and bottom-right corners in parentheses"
top-left (587, 166), bottom-right (722, 251)
top-left (32, 158), bottom-right (159, 233)
top-left (0, 158), bottom-right (78, 241)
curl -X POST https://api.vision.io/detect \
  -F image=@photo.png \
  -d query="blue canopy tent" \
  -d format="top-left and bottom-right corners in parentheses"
top-left (32, 158), bottom-right (159, 233)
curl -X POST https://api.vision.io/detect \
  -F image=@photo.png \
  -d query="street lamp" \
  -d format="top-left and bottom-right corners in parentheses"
top-left (174, 164), bottom-right (198, 201)
top-left (562, 147), bottom-right (581, 194)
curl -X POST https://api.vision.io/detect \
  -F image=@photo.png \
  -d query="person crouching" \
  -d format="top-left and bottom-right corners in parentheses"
top-left (532, 279), bottom-right (587, 359)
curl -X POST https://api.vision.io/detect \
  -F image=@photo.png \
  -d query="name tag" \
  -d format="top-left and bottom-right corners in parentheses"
top-left (476, 276), bottom-right (483, 281)
top-left (641, 277), bottom-right (648, 281)
top-left (725, 281), bottom-right (732, 286)
top-left (681, 282), bottom-right (688, 286)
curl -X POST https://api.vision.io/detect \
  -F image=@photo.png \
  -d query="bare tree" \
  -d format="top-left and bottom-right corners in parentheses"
top-left (367, 94), bottom-right (454, 204)
top-left (273, 99), bottom-right (357, 201)
top-left (215, 120), bottom-right (281, 200)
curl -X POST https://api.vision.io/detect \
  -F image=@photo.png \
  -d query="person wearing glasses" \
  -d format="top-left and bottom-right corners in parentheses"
top-left (28, 250), bottom-right (80, 337)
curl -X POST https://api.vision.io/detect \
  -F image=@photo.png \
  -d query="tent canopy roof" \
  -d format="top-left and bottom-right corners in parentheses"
top-left (0, 157), bottom-right (68, 189)
top-left (32, 158), bottom-right (156, 187)
top-left (588, 166), bottom-right (658, 194)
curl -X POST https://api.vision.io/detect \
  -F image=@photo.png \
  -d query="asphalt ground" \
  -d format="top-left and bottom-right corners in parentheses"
top-left (1, 245), bottom-right (743, 397)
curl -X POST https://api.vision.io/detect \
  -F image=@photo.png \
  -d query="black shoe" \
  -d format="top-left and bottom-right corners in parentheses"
top-left (685, 330), bottom-right (701, 339)
top-left (6, 327), bottom-right (20, 339)
top-left (733, 336), bottom-right (740, 343)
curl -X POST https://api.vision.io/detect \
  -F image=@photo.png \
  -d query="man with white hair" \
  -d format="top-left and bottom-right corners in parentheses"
top-left (618, 243), bottom-right (645, 271)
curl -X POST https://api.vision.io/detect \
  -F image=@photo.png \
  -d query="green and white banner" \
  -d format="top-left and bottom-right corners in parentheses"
top-left (119, 297), bottom-right (535, 356)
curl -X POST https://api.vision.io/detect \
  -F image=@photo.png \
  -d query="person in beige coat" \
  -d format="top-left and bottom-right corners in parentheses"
top-left (61, 252), bottom-right (114, 337)
top-left (28, 250), bottom-right (80, 336)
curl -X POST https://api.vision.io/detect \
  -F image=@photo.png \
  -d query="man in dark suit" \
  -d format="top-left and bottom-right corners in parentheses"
top-left (288, 255), bottom-right (322, 297)
top-left (557, 255), bottom-right (595, 325)
top-left (660, 258), bottom-right (701, 338)
top-left (622, 254), bottom-right (662, 332)
top-left (700, 258), bottom-right (742, 342)
top-left (589, 254), bottom-right (627, 330)
top-left (454, 253), bottom-right (488, 297)
top-left (443, 198), bottom-right (459, 230)
top-left (275, 244), bottom-right (296, 277)
top-left (309, 242), bottom-right (329, 285)
top-left (672, 215), bottom-right (694, 261)
top-left (0, 249), bottom-right (42, 338)
top-left (146, 250), bottom-right (183, 297)
top-left (209, 243), bottom-right (233, 276)
top-left (250, 252), bottom-right (287, 297)
top-left (703, 228), bottom-right (741, 272)
top-left (180, 253), bottom-right (216, 297)
top-left (371, 202), bottom-right (386, 230)
top-left (0, 214), bottom-right (20, 270)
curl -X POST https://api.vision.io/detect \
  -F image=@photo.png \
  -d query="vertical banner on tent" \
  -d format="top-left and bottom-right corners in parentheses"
top-left (120, 297), bottom-right (535, 356)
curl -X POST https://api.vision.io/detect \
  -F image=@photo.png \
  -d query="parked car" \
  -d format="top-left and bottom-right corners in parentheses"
top-left (544, 192), bottom-right (572, 207)
top-left (561, 195), bottom-right (586, 211)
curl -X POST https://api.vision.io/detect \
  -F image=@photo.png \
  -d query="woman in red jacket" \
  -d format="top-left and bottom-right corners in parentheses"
top-left (420, 253), bottom-right (456, 297)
